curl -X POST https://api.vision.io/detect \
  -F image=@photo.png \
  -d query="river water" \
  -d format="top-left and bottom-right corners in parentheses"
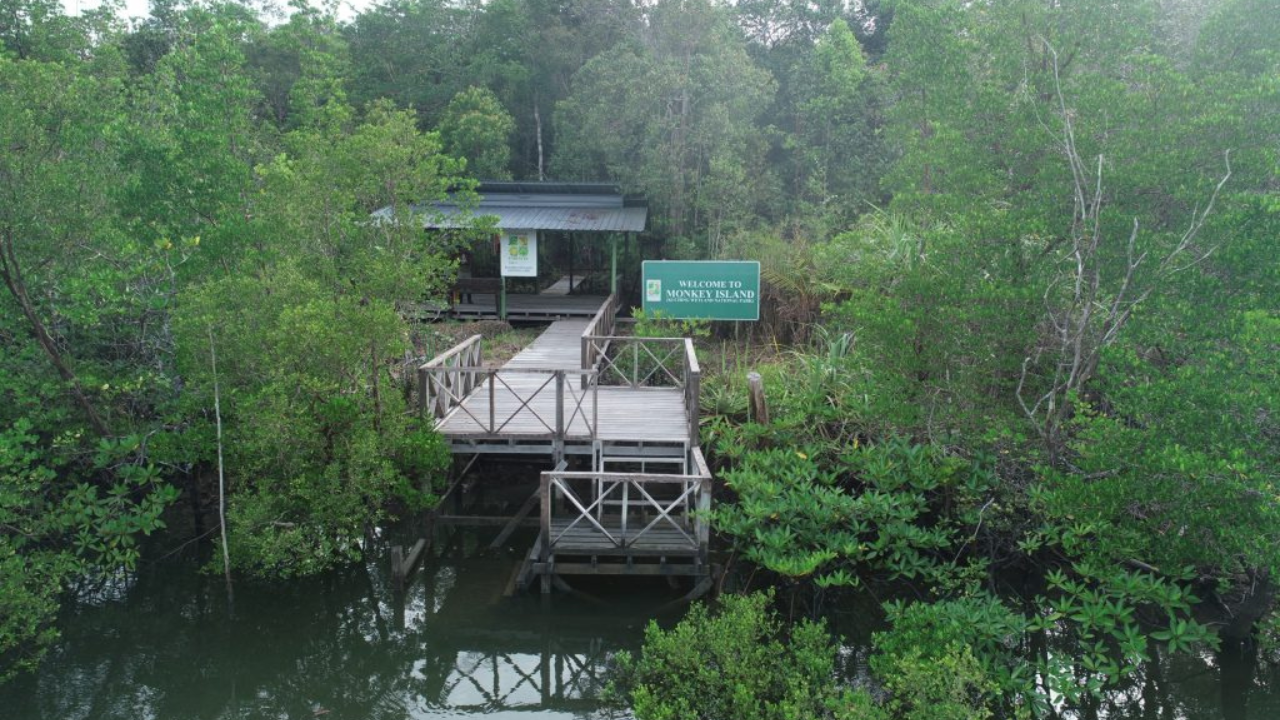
top-left (3, 525), bottom-right (1279, 719)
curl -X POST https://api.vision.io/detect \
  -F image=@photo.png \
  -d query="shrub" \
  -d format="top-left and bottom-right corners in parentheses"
top-left (613, 591), bottom-right (874, 720)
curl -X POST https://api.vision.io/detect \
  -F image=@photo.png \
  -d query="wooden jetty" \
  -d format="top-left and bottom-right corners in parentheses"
top-left (448, 292), bottom-right (608, 321)
top-left (415, 294), bottom-right (712, 592)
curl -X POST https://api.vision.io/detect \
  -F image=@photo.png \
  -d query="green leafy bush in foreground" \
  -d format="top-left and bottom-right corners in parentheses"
top-left (614, 591), bottom-right (1002, 720)
top-left (613, 591), bottom-right (867, 720)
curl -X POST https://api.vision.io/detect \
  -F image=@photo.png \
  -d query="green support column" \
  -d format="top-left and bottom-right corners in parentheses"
top-left (499, 276), bottom-right (507, 320)
top-left (610, 235), bottom-right (619, 296)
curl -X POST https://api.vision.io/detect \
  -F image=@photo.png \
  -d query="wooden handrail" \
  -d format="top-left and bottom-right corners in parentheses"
top-left (580, 333), bottom-right (701, 446)
top-left (580, 293), bottom-right (617, 372)
top-left (684, 338), bottom-right (701, 447)
top-left (540, 448), bottom-right (712, 554)
top-left (583, 335), bottom-right (687, 388)
top-left (420, 366), bottom-right (599, 440)
top-left (420, 334), bottom-right (483, 370)
top-left (417, 334), bottom-right (483, 420)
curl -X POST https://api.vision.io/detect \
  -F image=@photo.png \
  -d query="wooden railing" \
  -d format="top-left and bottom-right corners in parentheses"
top-left (683, 338), bottom-right (701, 446)
top-left (581, 334), bottom-right (701, 446)
top-left (539, 447), bottom-right (711, 557)
top-left (418, 366), bottom-right (598, 440)
top-left (418, 295), bottom-right (701, 448)
top-left (417, 334), bottom-right (484, 420)
top-left (579, 293), bottom-right (617, 373)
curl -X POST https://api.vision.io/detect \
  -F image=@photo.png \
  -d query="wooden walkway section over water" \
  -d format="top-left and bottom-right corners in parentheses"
top-left (417, 295), bottom-right (698, 462)
top-left (414, 295), bottom-right (713, 592)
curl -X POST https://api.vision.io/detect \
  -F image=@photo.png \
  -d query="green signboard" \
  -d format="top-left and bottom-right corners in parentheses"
top-left (642, 260), bottom-right (760, 321)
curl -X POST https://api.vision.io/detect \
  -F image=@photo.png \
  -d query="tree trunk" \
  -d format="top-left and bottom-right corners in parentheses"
top-left (533, 96), bottom-right (545, 181)
top-left (0, 230), bottom-right (111, 438)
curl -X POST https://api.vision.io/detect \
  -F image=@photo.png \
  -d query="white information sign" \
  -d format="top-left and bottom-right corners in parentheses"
top-left (499, 229), bottom-right (538, 277)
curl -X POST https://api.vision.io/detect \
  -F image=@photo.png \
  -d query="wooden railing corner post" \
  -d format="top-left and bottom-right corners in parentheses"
top-left (539, 471), bottom-right (553, 569)
top-left (488, 372), bottom-right (496, 432)
top-left (697, 476), bottom-right (712, 565)
top-left (555, 370), bottom-right (566, 440)
top-left (416, 367), bottom-right (428, 418)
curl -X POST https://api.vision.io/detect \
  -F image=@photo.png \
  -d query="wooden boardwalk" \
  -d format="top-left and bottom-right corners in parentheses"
top-left (416, 296), bottom-right (711, 593)
top-left (433, 319), bottom-right (689, 447)
top-left (539, 275), bottom-right (586, 296)
top-left (450, 293), bottom-right (606, 320)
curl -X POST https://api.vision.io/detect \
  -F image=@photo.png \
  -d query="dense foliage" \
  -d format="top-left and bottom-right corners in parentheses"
top-left (616, 591), bottom-right (999, 720)
top-left (1, 0), bottom-right (1277, 715)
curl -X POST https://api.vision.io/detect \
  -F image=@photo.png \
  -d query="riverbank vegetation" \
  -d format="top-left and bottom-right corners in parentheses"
top-left (2, 0), bottom-right (1277, 714)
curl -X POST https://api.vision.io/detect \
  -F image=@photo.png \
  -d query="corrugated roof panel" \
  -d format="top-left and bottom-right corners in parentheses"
top-left (409, 204), bottom-right (647, 233)
top-left (372, 181), bottom-right (647, 233)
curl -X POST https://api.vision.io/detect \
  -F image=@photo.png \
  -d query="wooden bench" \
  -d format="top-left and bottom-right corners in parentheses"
top-left (453, 277), bottom-right (502, 303)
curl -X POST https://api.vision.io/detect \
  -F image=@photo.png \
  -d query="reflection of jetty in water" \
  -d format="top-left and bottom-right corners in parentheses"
top-left (1, 528), bottom-right (660, 720)
top-left (388, 530), bottom-right (658, 717)
top-left (404, 546), bottom-right (625, 715)
top-left (4, 527), bottom-right (1280, 719)
top-left (420, 630), bottom-right (608, 713)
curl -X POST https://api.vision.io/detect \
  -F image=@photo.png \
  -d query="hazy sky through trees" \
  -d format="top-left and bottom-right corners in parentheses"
top-left (62, 0), bottom-right (375, 21)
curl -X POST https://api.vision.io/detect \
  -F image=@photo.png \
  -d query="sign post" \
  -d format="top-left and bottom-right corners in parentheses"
top-left (500, 229), bottom-right (538, 278)
top-left (499, 229), bottom-right (536, 320)
top-left (642, 260), bottom-right (760, 321)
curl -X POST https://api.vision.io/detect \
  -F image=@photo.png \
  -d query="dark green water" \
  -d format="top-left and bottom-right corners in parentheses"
top-left (1, 528), bottom-right (678, 720)
top-left (5, 524), bottom-right (1280, 720)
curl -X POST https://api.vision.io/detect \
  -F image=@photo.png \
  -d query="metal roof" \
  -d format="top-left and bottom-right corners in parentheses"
top-left (372, 181), bottom-right (648, 234)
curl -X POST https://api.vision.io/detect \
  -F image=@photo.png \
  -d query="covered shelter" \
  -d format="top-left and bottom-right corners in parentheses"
top-left (377, 181), bottom-right (647, 321)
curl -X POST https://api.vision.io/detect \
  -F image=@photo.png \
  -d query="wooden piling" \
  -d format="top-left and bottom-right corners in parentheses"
top-left (747, 371), bottom-right (769, 424)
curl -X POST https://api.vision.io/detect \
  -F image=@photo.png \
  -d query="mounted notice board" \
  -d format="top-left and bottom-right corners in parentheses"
top-left (500, 230), bottom-right (537, 277)
top-left (642, 260), bottom-right (760, 321)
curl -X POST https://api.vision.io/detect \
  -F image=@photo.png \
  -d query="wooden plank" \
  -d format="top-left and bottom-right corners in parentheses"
top-left (532, 562), bottom-right (706, 577)
top-left (548, 517), bottom-right (700, 555)
top-left (436, 515), bottom-right (541, 527)
top-left (447, 294), bottom-right (609, 320)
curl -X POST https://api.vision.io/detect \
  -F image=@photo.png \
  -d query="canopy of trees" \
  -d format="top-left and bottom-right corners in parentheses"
top-left (1, 0), bottom-right (1277, 713)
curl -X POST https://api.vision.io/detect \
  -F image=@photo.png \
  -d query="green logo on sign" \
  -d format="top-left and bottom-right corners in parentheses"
top-left (646, 279), bottom-right (662, 302)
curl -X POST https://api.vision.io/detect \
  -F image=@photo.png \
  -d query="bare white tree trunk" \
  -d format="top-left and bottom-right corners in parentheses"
top-left (209, 327), bottom-right (234, 603)
top-left (1017, 41), bottom-right (1232, 461)
top-left (534, 97), bottom-right (545, 181)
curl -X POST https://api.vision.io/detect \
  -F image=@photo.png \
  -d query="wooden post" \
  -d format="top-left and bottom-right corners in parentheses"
top-left (610, 235), bottom-right (619, 296)
top-left (417, 367), bottom-right (428, 418)
top-left (499, 276), bottom-right (507, 320)
top-left (697, 476), bottom-right (711, 570)
top-left (391, 545), bottom-right (405, 592)
top-left (554, 371), bottom-right (565, 464)
top-left (488, 372), bottom-right (496, 432)
top-left (748, 371), bottom-right (769, 424)
top-left (402, 538), bottom-right (427, 577)
top-left (568, 234), bottom-right (575, 295)
top-left (540, 472), bottom-right (553, 594)
top-left (687, 339), bottom-right (702, 446)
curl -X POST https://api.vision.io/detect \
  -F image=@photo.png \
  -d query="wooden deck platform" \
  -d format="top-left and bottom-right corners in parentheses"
top-left (450, 293), bottom-right (607, 320)
top-left (424, 313), bottom-right (693, 454)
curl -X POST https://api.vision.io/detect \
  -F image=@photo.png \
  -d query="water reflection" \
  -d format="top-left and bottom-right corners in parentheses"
top-left (5, 528), bottom-right (1280, 719)
top-left (2, 530), bottom-right (658, 720)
